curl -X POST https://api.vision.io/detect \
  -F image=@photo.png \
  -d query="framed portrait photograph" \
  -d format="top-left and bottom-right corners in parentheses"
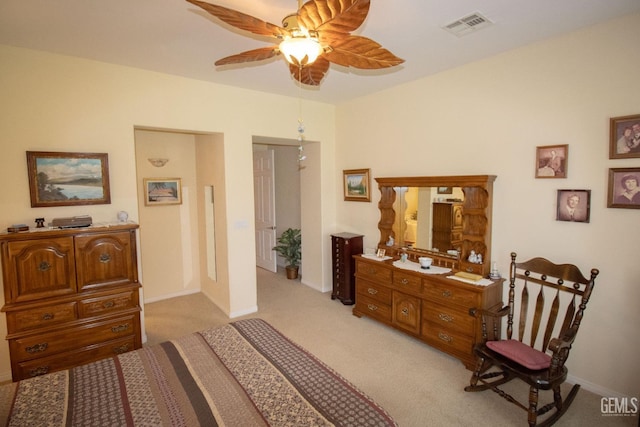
top-left (143, 178), bottom-right (182, 206)
top-left (535, 144), bottom-right (568, 178)
top-left (437, 187), bottom-right (453, 194)
top-left (556, 190), bottom-right (590, 223)
top-left (607, 168), bottom-right (640, 209)
top-left (609, 114), bottom-right (640, 159)
top-left (26, 151), bottom-right (111, 207)
top-left (343, 168), bottom-right (371, 202)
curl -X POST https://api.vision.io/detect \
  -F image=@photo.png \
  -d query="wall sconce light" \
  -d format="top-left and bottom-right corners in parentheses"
top-left (148, 158), bottom-right (169, 167)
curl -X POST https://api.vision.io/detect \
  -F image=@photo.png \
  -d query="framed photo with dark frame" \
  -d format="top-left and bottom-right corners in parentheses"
top-left (343, 168), bottom-right (371, 202)
top-left (609, 114), bottom-right (640, 159)
top-left (556, 189), bottom-right (590, 223)
top-left (536, 144), bottom-right (568, 178)
top-left (143, 178), bottom-right (182, 206)
top-left (607, 168), bottom-right (640, 209)
top-left (26, 151), bottom-right (111, 207)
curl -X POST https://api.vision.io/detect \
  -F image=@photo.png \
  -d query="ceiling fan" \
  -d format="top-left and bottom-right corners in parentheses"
top-left (186, 0), bottom-right (404, 86)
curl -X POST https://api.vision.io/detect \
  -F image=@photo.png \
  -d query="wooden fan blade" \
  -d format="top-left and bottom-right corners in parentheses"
top-left (299, 0), bottom-right (370, 33)
top-left (186, 0), bottom-right (288, 38)
top-left (289, 57), bottom-right (331, 86)
top-left (215, 46), bottom-right (280, 66)
top-left (324, 35), bottom-right (404, 69)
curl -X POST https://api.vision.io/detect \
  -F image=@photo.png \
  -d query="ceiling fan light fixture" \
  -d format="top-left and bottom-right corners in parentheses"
top-left (279, 36), bottom-right (322, 65)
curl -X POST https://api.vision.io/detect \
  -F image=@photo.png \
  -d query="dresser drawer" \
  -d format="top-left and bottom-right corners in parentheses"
top-left (15, 336), bottom-right (136, 380)
top-left (10, 315), bottom-right (138, 362)
top-left (356, 279), bottom-right (392, 305)
top-left (392, 291), bottom-right (421, 335)
top-left (78, 290), bottom-right (139, 318)
top-left (355, 294), bottom-right (392, 322)
top-left (392, 271), bottom-right (422, 294)
top-left (6, 302), bottom-right (78, 333)
top-left (423, 280), bottom-right (477, 308)
top-left (355, 260), bottom-right (392, 284)
top-left (422, 322), bottom-right (474, 355)
top-left (422, 301), bottom-right (474, 335)
top-left (459, 261), bottom-right (484, 275)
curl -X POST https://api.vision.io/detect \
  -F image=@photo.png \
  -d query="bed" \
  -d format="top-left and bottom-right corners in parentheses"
top-left (0, 318), bottom-right (396, 426)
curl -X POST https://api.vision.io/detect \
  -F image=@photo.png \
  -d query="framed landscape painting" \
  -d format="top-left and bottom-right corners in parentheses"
top-left (26, 151), bottom-right (111, 207)
top-left (343, 169), bottom-right (371, 202)
top-left (144, 178), bottom-right (182, 206)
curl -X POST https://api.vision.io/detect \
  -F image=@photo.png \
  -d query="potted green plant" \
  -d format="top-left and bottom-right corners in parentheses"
top-left (273, 228), bottom-right (301, 279)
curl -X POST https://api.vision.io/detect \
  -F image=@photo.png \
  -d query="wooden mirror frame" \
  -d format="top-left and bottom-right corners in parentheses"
top-left (376, 175), bottom-right (496, 276)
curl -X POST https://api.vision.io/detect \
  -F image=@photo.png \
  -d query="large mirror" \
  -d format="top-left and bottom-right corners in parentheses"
top-left (376, 175), bottom-right (496, 276)
top-left (392, 186), bottom-right (464, 252)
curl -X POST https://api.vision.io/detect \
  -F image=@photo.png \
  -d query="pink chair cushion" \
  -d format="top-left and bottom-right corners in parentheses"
top-left (486, 339), bottom-right (552, 370)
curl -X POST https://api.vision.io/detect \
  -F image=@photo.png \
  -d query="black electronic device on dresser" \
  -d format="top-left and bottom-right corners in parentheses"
top-left (331, 233), bottom-right (363, 305)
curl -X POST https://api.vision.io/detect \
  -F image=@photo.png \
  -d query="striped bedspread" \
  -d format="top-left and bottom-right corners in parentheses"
top-left (1, 318), bottom-right (397, 426)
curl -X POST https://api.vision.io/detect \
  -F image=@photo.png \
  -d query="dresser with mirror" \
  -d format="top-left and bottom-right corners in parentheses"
top-left (352, 175), bottom-right (503, 368)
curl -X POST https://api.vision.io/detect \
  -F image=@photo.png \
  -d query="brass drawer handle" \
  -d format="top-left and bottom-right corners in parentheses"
top-left (113, 344), bottom-right (130, 354)
top-left (367, 304), bottom-right (378, 311)
top-left (442, 290), bottom-right (452, 298)
top-left (38, 261), bottom-right (51, 271)
top-left (29, 366), bottom-right (49, 377)
top-left (99, 253), bottom-right (111, 263)
top-left (401, 278), bottom-right (409, 285)
top-left (25, 342), bottom-right (48, 354)
top-left (41, 313), bottom-right (54, 321)
top-left (367, 288), bottom-right (378, 295)
top-left (102, 300), bottom-right (115, 309)
top-left (111, 324), bottom-right (130, 333)
top-left (438, 332), bottom-right (452, 343)
top-left (401, 308), bottom-right (409, 316)
top-left (438, 313), bottom-right (454, 322)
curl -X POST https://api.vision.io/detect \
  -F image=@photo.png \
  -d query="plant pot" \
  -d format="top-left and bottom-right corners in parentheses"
top-left (285, 265), bottom-right (299, 280)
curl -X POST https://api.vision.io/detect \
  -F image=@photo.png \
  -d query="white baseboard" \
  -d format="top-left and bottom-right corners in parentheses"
top-left (230, 305), bottom-right (258, 318)
top-left (143, 288), bottom-right (201, 304)
top-left (567, 373), bottom-right (629, 399)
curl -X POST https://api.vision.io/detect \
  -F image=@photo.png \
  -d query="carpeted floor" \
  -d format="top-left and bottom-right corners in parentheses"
top-left (143, 267), bottom-right (636, 427)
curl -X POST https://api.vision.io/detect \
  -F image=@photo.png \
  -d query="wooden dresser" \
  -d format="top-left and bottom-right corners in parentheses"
top-left (331, 233), bottom-right (363, 305)
top-left (1, 223), bottom-right (142, 381)
top-left (353, 255), bottom-right (503, 369)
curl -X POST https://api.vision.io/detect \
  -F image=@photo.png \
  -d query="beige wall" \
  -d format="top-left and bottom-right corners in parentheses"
top-left (0, 45), bottom-right (336, 381)
top-left (335, 13), bottom-right (640, 397)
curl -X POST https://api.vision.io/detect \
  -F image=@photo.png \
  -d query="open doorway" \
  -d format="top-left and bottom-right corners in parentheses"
top-left (253, 143), bottom-right (301, 273)
top-left (134, 127), bottom-right (227, 304)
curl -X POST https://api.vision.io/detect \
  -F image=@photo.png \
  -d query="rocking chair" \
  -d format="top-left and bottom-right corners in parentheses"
top-left (464, 252), bottom-right (599, 426)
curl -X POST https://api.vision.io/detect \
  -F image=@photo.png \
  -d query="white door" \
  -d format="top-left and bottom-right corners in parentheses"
top-left (253, 149), bottom-right (277, 272)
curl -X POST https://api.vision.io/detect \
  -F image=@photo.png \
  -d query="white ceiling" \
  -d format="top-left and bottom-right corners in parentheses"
top-left (1, 0), bottom-right (639, 105)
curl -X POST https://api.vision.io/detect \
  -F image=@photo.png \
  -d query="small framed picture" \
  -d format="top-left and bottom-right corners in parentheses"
top-left (143, 178), bottom-right (182, 206)
top-left (607, 168), bottom-right (640, 209)
top-left (343, 168), bottom-right (371, 202)
top-left (26, 151), bottom-right (111, 207)
top-left (535, 144), bottom-right (568, 178)
top-left (556, 190), bottom-right (590, 223)
top-left (376, 248), bottom-right (386, 258)
top-left (609, 114), bottom-right (640, 159)
top-left (437, 187), bottom-right (453, 194)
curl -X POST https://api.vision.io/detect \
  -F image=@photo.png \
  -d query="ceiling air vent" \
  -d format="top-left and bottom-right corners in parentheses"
top-left (443, 12), bottom-right (493, 37)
